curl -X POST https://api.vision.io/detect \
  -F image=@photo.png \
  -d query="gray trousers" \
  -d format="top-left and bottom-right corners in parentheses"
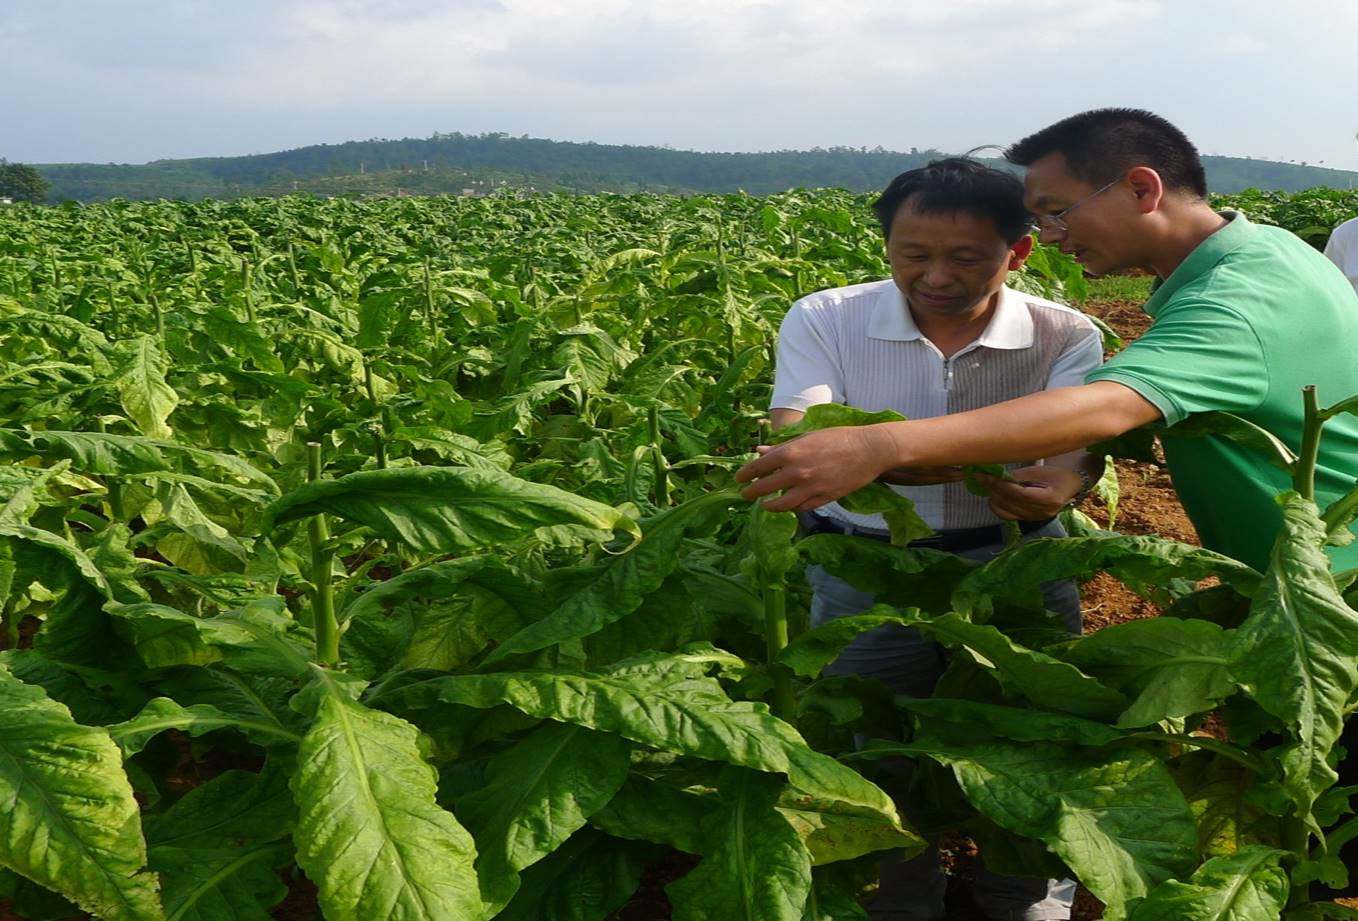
top-left (807, 519), bottom-right (1080, 921)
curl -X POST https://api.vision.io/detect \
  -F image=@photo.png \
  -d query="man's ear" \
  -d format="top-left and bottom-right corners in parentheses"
top-left (1126, 166), bottom-right (1164, 214)
top-left (1008, 233), bottom-right (1035, 270)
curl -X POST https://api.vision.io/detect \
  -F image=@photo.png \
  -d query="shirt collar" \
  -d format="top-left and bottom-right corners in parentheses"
top-left (867, 283), bottom-right (1034, 350)
top-left (1143, 211), bottom-right (1253, 317)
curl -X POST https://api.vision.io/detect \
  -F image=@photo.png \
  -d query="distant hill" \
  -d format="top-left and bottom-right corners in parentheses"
top-left (29, 132), bottom-right (1358, 202)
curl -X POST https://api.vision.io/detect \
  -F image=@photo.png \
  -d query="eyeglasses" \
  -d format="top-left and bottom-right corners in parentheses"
top-left (1034, 177), bottom-right (1121, 237)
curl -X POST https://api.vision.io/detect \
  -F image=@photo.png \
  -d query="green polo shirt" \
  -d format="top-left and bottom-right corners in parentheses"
top-left (1086, 212), bottom-right (1358, 572)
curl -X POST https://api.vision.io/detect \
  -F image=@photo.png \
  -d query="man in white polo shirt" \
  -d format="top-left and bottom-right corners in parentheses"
top-left (1324, 215), bottom-right (1358, 294)
top-left (770, 158), bottom-right (1103, 921)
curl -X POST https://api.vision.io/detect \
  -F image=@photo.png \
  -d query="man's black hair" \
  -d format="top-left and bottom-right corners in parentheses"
top-left (1005, 108), bottom-right (1208, 198)
top-left (872, 157), bottom-right (1033, 245)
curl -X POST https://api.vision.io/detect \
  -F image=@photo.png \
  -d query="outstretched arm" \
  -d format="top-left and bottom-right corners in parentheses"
top-left (736, 381), bottom-right (1160, 512)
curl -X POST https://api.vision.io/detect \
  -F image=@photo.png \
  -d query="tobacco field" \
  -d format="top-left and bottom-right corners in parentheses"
top-left (0, 191), bottom-right (1356, 921)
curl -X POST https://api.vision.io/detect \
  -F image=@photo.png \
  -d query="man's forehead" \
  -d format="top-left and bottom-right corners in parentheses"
top-left (1022, 154), bottom-right (1085, 207)
top-left (889, 206), bottom-right (1007, 248)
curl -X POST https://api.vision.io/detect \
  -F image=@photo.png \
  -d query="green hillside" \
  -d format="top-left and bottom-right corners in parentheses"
top-left (27, 131), bottom-right (1358, 202)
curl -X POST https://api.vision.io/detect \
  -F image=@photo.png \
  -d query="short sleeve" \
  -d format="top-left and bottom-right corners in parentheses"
top-left (1324, 220), bottom-right (1358, 292)
top-left (769, 302), bottom-right (845, 411)
top-left (1044, 328), bottom-right (1103, 390)
top-left (1084, 300), bottom-right (1267, 426)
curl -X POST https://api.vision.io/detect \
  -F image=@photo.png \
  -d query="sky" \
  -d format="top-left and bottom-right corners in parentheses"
top-left (4, 0), bottom-right (1358, 169)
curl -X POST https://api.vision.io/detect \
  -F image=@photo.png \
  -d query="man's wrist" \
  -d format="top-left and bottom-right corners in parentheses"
top-left (868, 422), bottom-right (914, 474)
top-left (1068, 466), bottom-right (1096, 505)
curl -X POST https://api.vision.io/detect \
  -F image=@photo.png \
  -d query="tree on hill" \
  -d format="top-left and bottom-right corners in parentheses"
top-left (0, 160), bottom-right (50, 203)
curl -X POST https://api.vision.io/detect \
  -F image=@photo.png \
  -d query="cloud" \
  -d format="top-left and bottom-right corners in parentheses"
top-left (0, 0), bottom-right (1354, 170)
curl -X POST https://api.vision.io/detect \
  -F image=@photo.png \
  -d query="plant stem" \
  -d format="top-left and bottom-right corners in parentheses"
top-left (95, 419), bottom-right (126, 522)
top-left (287, 242), bottom-right (302, 296)
top-left (241, 260), bottom-right (257, 325)
top-left (648, 404), bottom-right (669, 507)
top-left (362, 363), bottom-right (389, 469)
top-left (105, 281), bottom-right (118, 339)
top-left (1295, 385), bottom-right (1323, 501)
top-left (764, 584), bottom-right (796, 722)
top-left (1284, 814), bottom-right (1309, 909)
top-left (307, 443), bottom-right (340, 667)
top-left (423, 254), bottom-right (439, 342)
top-left (149, 290), bottom-right (165, 345)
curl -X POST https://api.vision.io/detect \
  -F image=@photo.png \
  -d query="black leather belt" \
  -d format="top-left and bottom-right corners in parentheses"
top-left (797, 511), bottom-right (1056, 553)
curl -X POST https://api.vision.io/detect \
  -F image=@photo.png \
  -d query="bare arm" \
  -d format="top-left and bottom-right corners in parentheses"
top-left (769, 408), bottom-right (804, 430)
top-left (877, 383), bottom-right (1159, 469)
top-left (737, 382), bottom-right (1159, 512)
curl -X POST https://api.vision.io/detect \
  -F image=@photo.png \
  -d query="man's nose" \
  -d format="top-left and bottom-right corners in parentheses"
top-left (924, 262), bottom-right (955, 286)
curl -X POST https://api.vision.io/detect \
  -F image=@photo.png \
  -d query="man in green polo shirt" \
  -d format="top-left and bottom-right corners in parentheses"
top-left (735, 107), bottom-right (1358, 898)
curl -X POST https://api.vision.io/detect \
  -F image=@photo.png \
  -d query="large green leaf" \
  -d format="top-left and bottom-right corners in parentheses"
top-left (777, 788), bottom-right (925, 866)
top-left (0, 666), bottom-right (163, 921)
top-left (469, 375), bottom-right (575, 439)
top-left (1127, 845), bottom-right (1289, 920)
top-left (871, 737), bottom-right (1198, 918)
top-left (800, 864), bottom-right (871, 921)
top-left (588, 776), bottom-right (715, 854)
top-left (1, 520), bottom-right (134, 668)
top-left (910, 611), bottom-right (1130, 721)
top-left (744, 502), bottom-right (799, 590)
top-left (1167, 752), bottom-right (1280, 859)
top-left (0, 429), bottom-right (277, 492)
top-left (836, 484), bottom-right (934, 545)
top-left (777, 607), bottom-right (922, 679)
top-left (340, 556), bottom-right (543, 677)
top-left (105, 697), bottom-right (303, 758)
top-left (768, 404), bottom-right (931, 544)
top-left (0, 650), bottom-right (146, 727)
top-left (482, 489), bottom-right (738, 665)
top-left (378, 648), bottom-right (916, 836)
top-left (895, 697), bottom-right (1126, 747)
top-left (109, 600), bottom-right (311, 678)
top-left (1061, 618), bottom-right (1236, 728)
top-left (261, 465), bottom-right (639, 554)
top-left (1230, 493), bottom-right (1358, 831)
top-left (112, 334), bottom-right (179, 440)
top-left (455, 722), bottom-right (631, 910)
top-left (149, 669), bottom-right (303, 742)
top-left (668, 767), bottom-right (812, 921)
top-left (798, 534), bottom-right (976, 616)
top-left (150, 482), bottom-right (250, 575)
top-left (290, 668), bottom-right (489, 921)
top-left (952, 533), bottom-right (1261, 617)
top-left (150, 842), bottom-right (290, 921)
top-left (143, 760), bottom-right (296, 850)
top-left (493, 828), bottom-right (651, 921)
top-left (769, 404), bottom-right (906, 440)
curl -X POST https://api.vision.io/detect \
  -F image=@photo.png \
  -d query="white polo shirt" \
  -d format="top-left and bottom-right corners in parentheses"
top-left (1324, 217), bottom-right (1358, 295)
top-left (770, 279), bottom-right (1103, 531)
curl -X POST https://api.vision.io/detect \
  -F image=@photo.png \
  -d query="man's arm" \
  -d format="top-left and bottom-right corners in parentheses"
top-left (736, 381), bottom-right (1159, 512)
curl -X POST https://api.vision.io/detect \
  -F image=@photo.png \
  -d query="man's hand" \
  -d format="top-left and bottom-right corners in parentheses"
top-left (735, 425), bottom-right (893, 511)
top-left (877, 466), bottom-right (964, 486)
top-left (971, 465), bottom-right (1083, 521)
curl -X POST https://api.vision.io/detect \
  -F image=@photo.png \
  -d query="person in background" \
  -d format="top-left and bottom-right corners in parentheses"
top-left (1323, 214), bottom-right (1358, 294)
top-left (769, 157), bottom-right (1104, 921)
